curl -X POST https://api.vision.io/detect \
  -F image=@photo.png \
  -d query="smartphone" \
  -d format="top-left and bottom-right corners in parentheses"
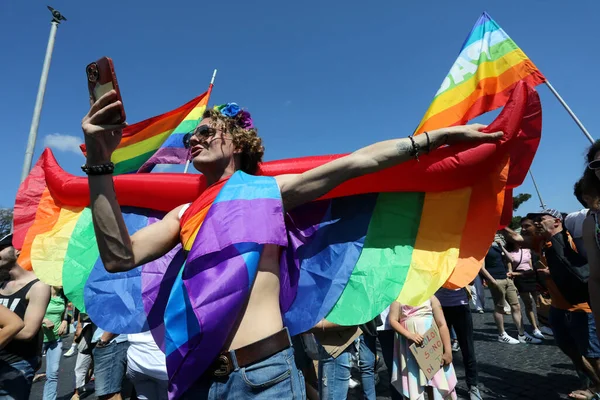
top-left (86, 57), bottom-right (126, 123)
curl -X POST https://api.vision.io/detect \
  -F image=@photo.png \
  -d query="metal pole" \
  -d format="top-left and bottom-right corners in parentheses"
top-left (545, 81), bottom-right (594, 145)
top-left (184, 69), bottom-right (217, 174)
top-left (528, 169), bottom-right (546, 209)
top-left (21, 8), bottom-right (66, 182)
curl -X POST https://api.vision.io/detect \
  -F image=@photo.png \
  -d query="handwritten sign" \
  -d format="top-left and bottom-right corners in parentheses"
top-left (409, 326), bottom-right (444, 381)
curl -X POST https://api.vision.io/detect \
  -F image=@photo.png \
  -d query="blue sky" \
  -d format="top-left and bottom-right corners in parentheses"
top-left (1, 1), bottom-right (598, 218)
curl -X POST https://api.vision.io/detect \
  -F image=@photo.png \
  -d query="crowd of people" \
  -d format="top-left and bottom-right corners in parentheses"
top-left (0, 90), bottom-right (600, 400)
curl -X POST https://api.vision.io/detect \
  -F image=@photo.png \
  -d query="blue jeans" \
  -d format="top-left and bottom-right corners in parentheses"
top-left (0, 358), bottom-right (37, 400)
top-left (43, 340), bottom-right (63, 400)
top-left (93, 341), bottom-right (130, 396)
top-left (358, 335), bottom-right (377, 400)
top-left (550, 307), bottom-right (600, 358)
top-left (318, 345), bottom-right (352, 400)
top-left (183, 347), bottom-right (305, 399)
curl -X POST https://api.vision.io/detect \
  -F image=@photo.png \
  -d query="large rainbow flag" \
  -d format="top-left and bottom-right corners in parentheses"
top-left (13, 82), bottom-right (541, 397)
top-left (13, 81), bottom-right (540, 311)
top-left (109, 87), bottom-right (212, 174)
top-left (415, 11), bottom-right (545, 135)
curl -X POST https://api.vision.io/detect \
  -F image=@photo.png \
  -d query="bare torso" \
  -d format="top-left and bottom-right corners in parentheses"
top-left (226, 244), bottom-right (283, 350)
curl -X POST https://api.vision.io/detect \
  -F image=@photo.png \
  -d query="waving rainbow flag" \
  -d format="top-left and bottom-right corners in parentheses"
top-left (415, 11), bottom-right (545, 134)
top-left (108, 87), bottom-right (212, 174)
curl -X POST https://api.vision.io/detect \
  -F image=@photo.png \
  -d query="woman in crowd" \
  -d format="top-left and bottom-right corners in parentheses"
top-left (39, 286), bottom-right (68, 400)
top-left (501, 239), bottom-right (544, 339)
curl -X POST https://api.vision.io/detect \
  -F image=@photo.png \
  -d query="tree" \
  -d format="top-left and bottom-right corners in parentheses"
top-left (510, 193), bottom-right (532, 230)
top-left (512, 193), bottom-right (532, 212)
top-left (0, 208), bottom-right (12, 238)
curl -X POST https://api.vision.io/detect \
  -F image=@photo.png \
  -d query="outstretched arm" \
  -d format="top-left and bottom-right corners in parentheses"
top-left (83, 90), bottom-right (181, 272)
top-left (277, 125), bottom-right (502, 210)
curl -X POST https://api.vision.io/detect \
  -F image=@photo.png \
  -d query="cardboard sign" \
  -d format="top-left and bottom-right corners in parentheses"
top-left (409, 326), bottom-right (444, 381)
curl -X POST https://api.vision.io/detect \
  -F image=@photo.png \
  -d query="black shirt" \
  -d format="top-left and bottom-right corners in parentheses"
top-left (0, 279), bottom-right (43, 364)
top-left (484, 245), bottom-right (508, 280)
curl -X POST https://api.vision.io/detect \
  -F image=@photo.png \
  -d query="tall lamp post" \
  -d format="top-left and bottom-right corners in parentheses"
top-left (20, 6), bottom-right (66, 183)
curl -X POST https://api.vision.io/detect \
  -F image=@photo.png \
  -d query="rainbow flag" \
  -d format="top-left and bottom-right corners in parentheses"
top-left (13, 83), bottom-right (541, 399)
top-left (111, 87), bottom-right (212, 174)
top-left (415, 11), bottom-right (545, 134)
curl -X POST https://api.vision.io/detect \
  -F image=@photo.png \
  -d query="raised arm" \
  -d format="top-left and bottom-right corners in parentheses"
top-left (82, 90), bottom-right (181, 272)
top-left (277, 125), bottom-right (502, 210)
top-left (0, 305), bottom-right (24, 349)
top-left (15, 281), bottom-right (50, 341)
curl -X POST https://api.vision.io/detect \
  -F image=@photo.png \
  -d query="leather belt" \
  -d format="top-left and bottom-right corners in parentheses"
top-left (209, 328), bottom-right (291, 378)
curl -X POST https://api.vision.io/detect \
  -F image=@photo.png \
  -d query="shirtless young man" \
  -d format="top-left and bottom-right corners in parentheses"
top-left (0, 233), bottom-right (51, 400)
top-left (82, 90), bottom-right (501, 398)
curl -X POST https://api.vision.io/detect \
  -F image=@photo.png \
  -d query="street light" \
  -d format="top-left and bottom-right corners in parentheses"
top-left (20, 6), bottom-right (67, 183)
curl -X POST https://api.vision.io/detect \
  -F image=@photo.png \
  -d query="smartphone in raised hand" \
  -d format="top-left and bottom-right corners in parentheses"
top-left (86, 57), bottom-right (126, 123)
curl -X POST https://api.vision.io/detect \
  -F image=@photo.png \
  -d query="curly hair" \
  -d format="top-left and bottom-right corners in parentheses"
top-left (201, 108), bottom-right (264, 174)
top-left (586, 140), bottom-right (600, 164)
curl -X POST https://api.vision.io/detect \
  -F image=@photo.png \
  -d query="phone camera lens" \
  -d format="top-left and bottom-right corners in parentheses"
top-left (87, 63), bottom-right (99, 83)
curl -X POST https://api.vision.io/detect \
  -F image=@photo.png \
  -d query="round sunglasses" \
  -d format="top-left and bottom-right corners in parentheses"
top-left (588, 160), bottom-right (600, 170)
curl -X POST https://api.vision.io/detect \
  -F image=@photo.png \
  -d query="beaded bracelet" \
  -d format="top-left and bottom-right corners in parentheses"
top-left (81, 162), bottom-right (115, 175)
top-left (407, 135), bottom-right (420, 161)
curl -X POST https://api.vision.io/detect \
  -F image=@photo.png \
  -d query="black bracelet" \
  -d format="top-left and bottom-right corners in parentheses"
top-left (424, 131), bottom-right (431, 153)
top-left (407, 135), bottom-right (420, 161)
top-left (81, 162), bottom-right (115, 175)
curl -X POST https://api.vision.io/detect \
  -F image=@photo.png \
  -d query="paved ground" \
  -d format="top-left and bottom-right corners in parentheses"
top-left (32, 291), bottom-right (581, 399)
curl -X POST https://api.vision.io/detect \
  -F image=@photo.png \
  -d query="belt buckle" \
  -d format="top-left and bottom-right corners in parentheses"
top-left (213, 354), bottom-right (232, 377)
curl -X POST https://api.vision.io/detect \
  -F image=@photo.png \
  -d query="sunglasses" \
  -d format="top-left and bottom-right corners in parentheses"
top-left (588, 160), bottom-right (600, 170)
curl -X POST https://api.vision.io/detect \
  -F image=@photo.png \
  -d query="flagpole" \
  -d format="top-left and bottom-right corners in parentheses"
top-left (544, 81), bottom-right (594, 145)
top-left (21, 7), bottom-right (66, 183)
top-left (528, 169), bottom-right (546, 209)
top-left (184, 69), bottom-right (218, 174)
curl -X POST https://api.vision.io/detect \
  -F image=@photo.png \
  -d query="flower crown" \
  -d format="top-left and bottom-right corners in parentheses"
top-left (213, 103), bottom-right (254, 129)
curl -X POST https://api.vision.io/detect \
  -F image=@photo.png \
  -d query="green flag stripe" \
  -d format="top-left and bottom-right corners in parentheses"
top-left (326, 192), bottom-right (424, 325)
top-left (63, 208), bottom-right (99, 312)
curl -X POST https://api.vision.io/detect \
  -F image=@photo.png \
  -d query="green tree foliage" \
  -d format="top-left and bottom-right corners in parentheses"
top-left (0, 208), bottom-right (12, 238)
top-left (510, 193), bottom-right (532, 230)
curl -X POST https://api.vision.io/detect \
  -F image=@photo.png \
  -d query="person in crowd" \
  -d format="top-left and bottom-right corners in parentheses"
top-left (126, 331), bottom-right (168, 400)
top-left (64, 306), bottom-right (79, 358)
top-left (567, 179), bottom-right (592, 259)
top-left (436, 287), bottom-right (482, 400)
top-left (378, 305), bottom-right (403, 400)
top-left (0, 305), bottom-right (24, 349)
top-left (356, 318), bottom-right (380, 400)
top-left (36, 286), bottom-right (68, 400)
top-left (581, 143), bottom-right (600, 344)
top-left (480, 241), bottom-right (541, 344)
top-left (500, 239), bottom-right (544, 339)
top-left (518, 217), bottom-right (554, 336)
top-left (0, 233), bottom-right (51, 400)
top-left (469, 275), bottom-right (485, 314)
top-left (312, 320), bottom-right (362, 399)
top-left (506, 210), bottom-right (600, 400)
top-left (388, 296), bottom-right (457, 400)
top-left (81, 86), bottom-right (501, 399)
top-left (92, 327), bottom-right (129, 400)
top-left (71, 311), bottom-right (95, 400)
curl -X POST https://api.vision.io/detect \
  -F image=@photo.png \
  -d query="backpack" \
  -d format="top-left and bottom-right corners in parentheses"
top-left (543, 229), bottom-right (589, 304)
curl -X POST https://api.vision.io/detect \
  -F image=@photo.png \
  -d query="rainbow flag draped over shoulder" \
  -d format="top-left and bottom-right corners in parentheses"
top-left (109, 87), bottom-right (212, 174)
top-left (13, 82), bottom-right (541, 398)
top-left (415, 11), bottom-right (545, 134)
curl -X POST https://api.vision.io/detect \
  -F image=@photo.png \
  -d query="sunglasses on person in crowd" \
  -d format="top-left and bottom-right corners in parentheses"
top-left (588, 160), bottom-right (600, 170)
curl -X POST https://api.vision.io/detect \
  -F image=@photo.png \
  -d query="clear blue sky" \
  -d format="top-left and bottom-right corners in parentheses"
top-left (1, 1), bottom-right (598, 218)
